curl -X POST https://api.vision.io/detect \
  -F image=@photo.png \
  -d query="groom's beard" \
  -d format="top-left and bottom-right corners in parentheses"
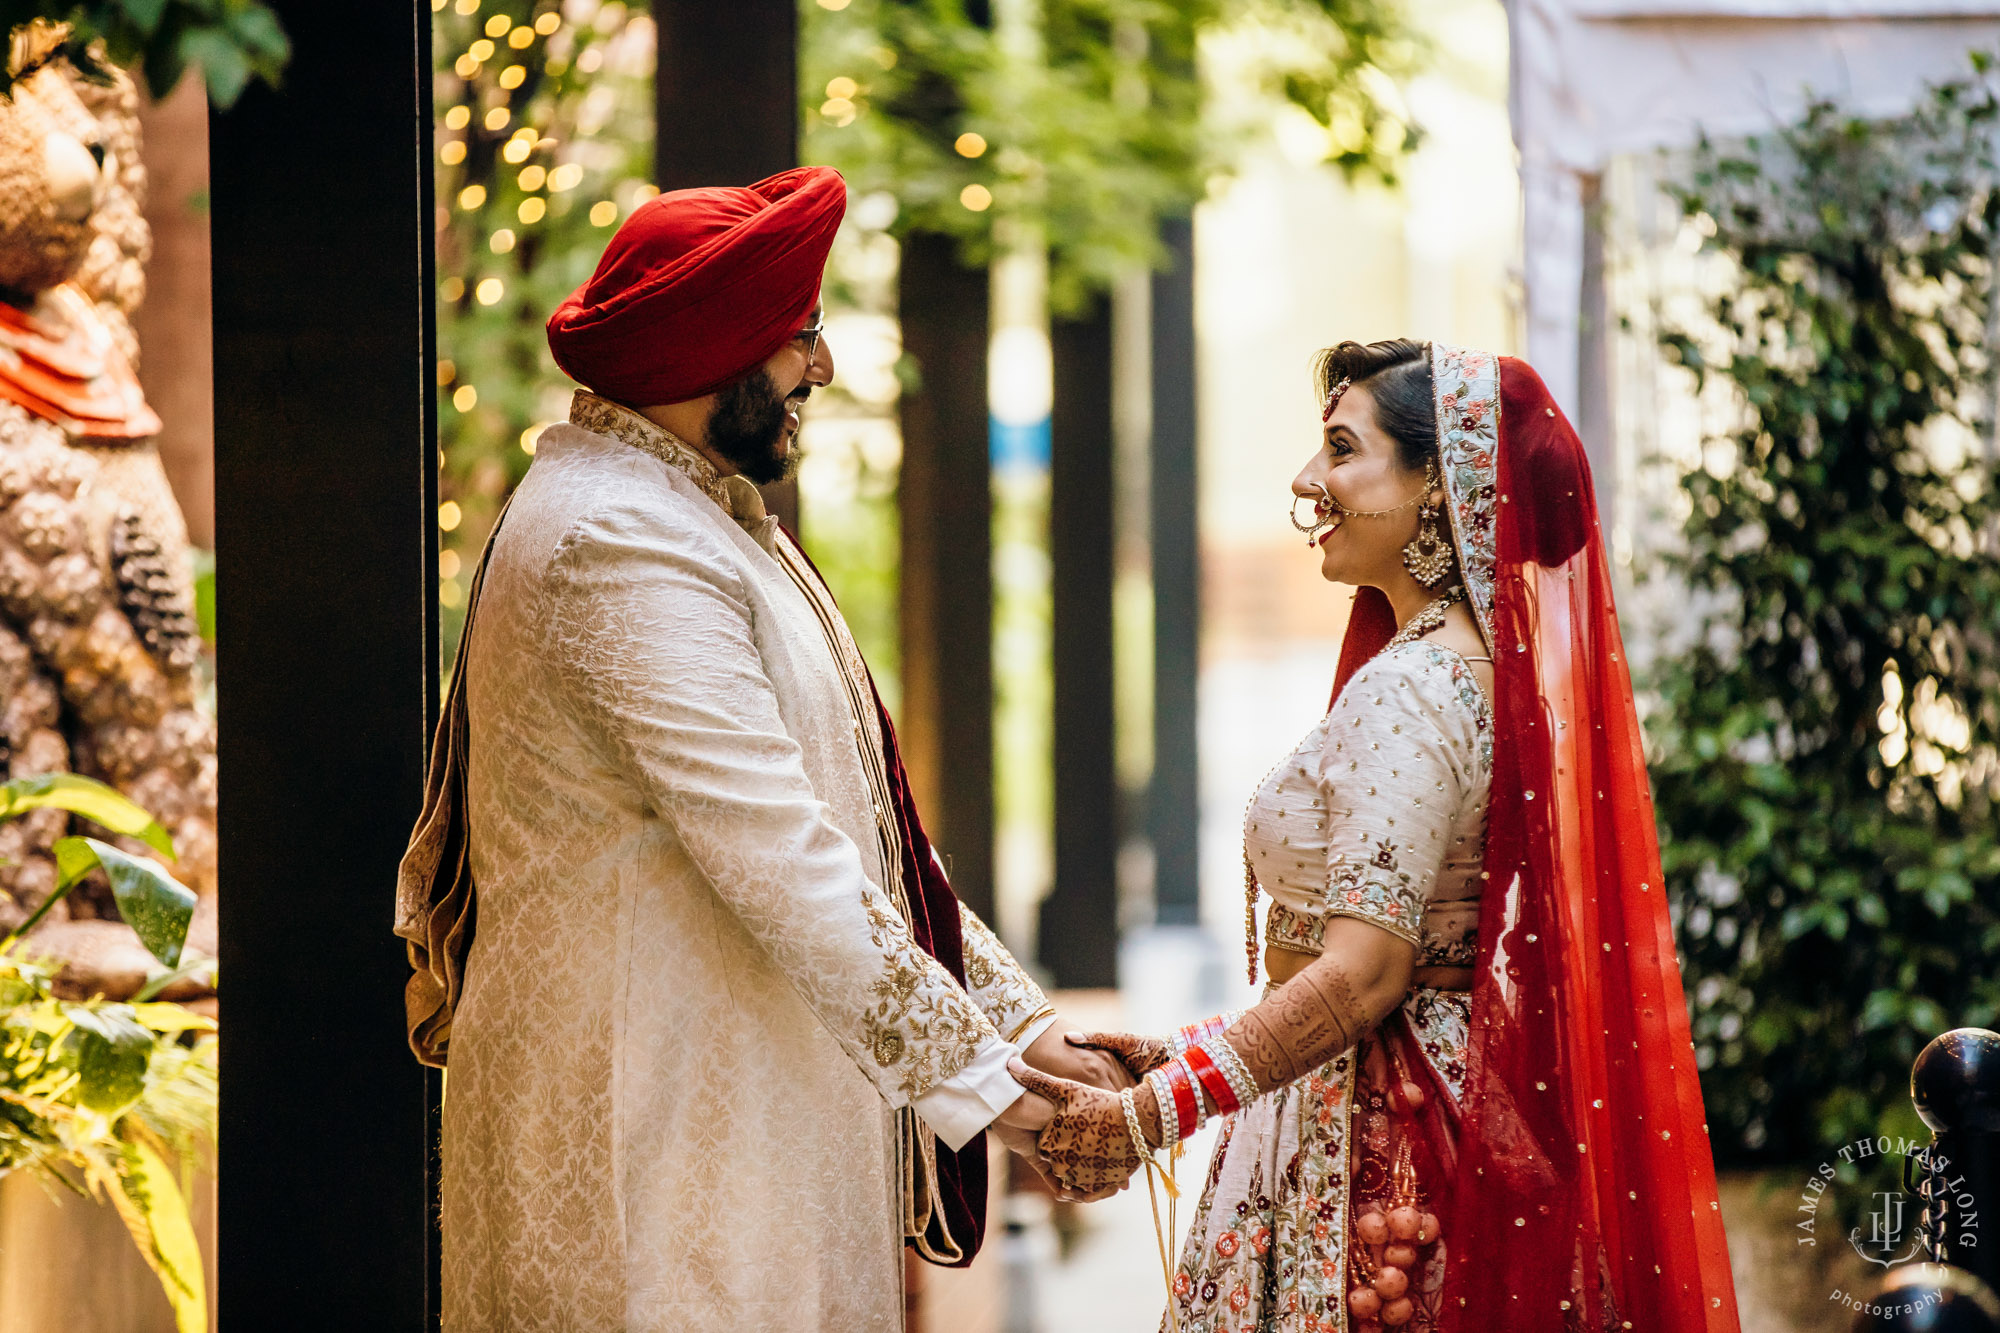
top-left (708, 369), bottom-right (807, 485)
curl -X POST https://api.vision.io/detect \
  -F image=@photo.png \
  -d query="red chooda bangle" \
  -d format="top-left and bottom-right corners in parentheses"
top-left (1165, 1057), bottom-right (1201, 1138)
top-left (1183, 1043), bottom-right (1242, 1117)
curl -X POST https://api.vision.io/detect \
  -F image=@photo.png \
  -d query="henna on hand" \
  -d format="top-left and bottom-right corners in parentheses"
top-left (1063, 1029), bottom-right (1172, 1079)
top-left (1225, 958), bottom-right (1376, 1095)
top-left (1009, 1059), bottom-right (1148, 1197)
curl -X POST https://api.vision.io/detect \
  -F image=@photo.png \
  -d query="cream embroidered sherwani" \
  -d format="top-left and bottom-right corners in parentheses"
top-left (441, 393), bottom-right (1053, 1332)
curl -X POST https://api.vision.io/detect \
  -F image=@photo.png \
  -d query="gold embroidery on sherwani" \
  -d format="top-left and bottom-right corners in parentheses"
top-left (957, 901), bottom-right (1054, 1044)
top-left (568, 390), bottom-right (729, 507)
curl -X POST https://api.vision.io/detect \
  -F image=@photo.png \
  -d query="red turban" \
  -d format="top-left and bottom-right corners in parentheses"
top-left (546, 166), bottom-right (846, 406)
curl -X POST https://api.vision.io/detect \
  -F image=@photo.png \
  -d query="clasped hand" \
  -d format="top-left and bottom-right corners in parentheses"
top-left (993, 1028), bottom-right (1172, 1201)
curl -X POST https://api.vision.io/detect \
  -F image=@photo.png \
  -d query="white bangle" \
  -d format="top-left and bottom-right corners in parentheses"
top-left (1145, 1067), bottom-right (1179, 1152)
top-left (1203, 1036), bottom-right (1262, 1108)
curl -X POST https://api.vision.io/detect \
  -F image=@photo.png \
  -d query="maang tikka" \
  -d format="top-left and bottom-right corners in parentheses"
top-left (1321, 375), bottom-right (1352, 424)
top-left (1401, 461), bottom-right (1455, 588)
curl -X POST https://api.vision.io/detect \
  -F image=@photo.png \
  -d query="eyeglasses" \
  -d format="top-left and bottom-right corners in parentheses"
top-left (793, 316), bottom-right (825, 364)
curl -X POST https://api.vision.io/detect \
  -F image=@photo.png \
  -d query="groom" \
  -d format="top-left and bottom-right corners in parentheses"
top-left (396, 164), bottom-right (1128, 1331)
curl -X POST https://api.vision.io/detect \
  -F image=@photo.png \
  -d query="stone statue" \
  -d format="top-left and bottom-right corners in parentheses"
top-left (0, 31), bottom-right (216, 1001)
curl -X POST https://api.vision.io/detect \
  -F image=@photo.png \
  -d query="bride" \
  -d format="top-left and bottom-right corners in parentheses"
top-left (1010, 340), bottom-right (1743, 1332)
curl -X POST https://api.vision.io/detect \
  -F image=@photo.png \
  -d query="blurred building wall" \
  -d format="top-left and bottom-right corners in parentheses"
top-left (1193, 0), bottom-right (1520, 944)
top-left (132, 75), bottom-right (214, 549)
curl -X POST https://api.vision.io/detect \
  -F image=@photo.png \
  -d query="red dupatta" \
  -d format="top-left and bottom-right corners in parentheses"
top-left (1331, 347), bottom-right (1741, 1330)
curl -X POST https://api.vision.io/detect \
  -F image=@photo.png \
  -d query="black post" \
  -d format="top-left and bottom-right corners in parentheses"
top-left (1912, 1028), bottom-right (2000, 1292)
top-left (1150, 216), bottom-right (1200, 927)
top-left (897, 233), bottom-right (995, 922)
top-left (654, 0), bottom-right (800, 530)
top-left (654, 0), bottom-right (796, 186)
top-left (211, 0), bottom-right (437, 1326)
top-left (1040, 297), bottom-right (1118, 987)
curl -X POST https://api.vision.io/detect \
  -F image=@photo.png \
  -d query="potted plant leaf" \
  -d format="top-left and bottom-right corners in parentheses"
top-left (0, 772), bottom-right (214, 1333)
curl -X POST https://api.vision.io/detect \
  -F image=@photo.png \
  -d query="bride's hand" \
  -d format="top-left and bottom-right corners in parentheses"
top-left (991, 1085), bottom-right (1070, 1200)
top-left (1008, 1058), bottom-right (1147, 1199)
top-left (993, 1082), bottom-right (1122, 1203)
top-left (1060, 1029), bottom-right (1171, 1081)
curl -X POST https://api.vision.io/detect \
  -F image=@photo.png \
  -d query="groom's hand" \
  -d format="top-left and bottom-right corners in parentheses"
top-left (1023, 1020), bottom-right (1137, 1092)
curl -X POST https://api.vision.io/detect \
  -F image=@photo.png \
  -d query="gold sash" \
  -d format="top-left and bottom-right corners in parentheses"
top-left (768, 528), bottom-right (965, 1265)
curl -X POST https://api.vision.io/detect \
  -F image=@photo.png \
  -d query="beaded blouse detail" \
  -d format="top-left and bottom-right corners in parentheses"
top-left (1245, 641), bottom-right (1492, 969)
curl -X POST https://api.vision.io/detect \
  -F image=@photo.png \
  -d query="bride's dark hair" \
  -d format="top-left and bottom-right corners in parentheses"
top-left (1313, 338), bottom-right (1435, 473)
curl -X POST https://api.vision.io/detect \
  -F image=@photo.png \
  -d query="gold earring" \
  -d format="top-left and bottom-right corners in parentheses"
top-left (1402, 469), bottom-right (1454, 589)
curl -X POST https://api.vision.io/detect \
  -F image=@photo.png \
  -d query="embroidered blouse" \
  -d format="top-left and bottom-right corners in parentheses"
top-left (1247, 640), bottom-right (1493, 967)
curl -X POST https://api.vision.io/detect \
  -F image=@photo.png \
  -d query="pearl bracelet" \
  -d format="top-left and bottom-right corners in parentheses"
top-left (1120, 1086), bottom-right (1154, 1163)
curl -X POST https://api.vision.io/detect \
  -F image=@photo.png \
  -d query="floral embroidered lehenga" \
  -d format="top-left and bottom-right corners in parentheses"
top-left (1166, 346), bottom-right (1742, 1333)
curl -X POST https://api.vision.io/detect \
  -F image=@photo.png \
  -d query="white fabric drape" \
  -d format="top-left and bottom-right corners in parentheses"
top-left (1508, 0), bottom-right (2000, 419)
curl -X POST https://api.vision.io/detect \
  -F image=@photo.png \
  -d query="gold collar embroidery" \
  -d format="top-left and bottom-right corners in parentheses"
top-left (567, 390), bottom-right (770, 528)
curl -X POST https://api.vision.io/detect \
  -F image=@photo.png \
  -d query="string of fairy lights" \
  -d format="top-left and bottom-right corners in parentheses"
top-left (432, 0), bottom-right (1202, 634)
top-left (431, 0), bottom-right (654, 623)
top-left (802, 23), bottom-right (996, 214)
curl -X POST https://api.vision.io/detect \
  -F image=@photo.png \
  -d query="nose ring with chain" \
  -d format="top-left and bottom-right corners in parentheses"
top-left (1291, 487), bottom-right (1337, 548)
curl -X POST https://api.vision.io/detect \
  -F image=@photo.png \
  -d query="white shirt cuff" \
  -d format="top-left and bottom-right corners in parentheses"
top-left (911, 1034), bottom-right (1023, 1151)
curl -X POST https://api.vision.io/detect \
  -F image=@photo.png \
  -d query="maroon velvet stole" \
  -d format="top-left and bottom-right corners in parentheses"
top-left (785, 532), bottom-right (988, 1266)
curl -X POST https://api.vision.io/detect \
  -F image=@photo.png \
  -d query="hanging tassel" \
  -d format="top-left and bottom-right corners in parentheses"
top-left (1243, 851), bottom-right (1261, 985)
top-left (1144, 1147), bottom-right (1184, 1333)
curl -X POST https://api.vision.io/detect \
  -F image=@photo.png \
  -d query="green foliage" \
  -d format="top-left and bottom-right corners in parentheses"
top-left (0, 775), bottom-right (193, 961)
top-left (0, 957), bottom-right (214, 1332)
top-left (0, 772), bottom-right (174, 856)
top-left (1649, 59), bottom-right (2000, 1173)
top-left (802, 0), bottom-right (1422, 313)
top-left (70, 839), bottom-right (195, 968)
top-left (3, 0), bottom-right (288, 106)
top-left (0, 775), bottom-right (210, 1330)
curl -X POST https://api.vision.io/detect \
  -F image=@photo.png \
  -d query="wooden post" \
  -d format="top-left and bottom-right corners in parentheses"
top-left (210, 0), bottom-right (438, 1325)
top-left (897, 234), bottom-right (995, 922)
top-left (1040, 297), bottom-right (1118, 987)
top-left (654, 0), bottom-right (801, 532)
top-left (1150, 216), bottom-right (1200, 926)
